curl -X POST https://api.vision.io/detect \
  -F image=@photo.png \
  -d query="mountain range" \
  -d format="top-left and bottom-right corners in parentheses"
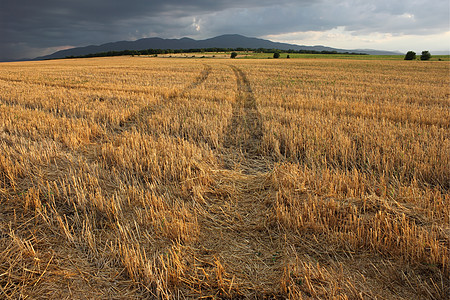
top-left (36, 34), bottom-right (401, 60)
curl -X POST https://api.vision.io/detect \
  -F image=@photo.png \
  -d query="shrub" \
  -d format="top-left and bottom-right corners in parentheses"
top-left (230, 52), bottom-right (238, 59)
top-left (273, 52), bottom-right (280, 59)
top-left (404, 51), bottom-right (416, 60)
top-left (420, 51), bottom-right (431, 61)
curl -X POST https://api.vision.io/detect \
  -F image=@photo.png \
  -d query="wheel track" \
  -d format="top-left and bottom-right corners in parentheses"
top-left (194, 65), bottom-right (283, 296)
top-left (224, 66), bottom-right (264, 159)
top-left (186, 64), bottom-right (212, 91)
top-left (117, 64), bottom-right (212, 132)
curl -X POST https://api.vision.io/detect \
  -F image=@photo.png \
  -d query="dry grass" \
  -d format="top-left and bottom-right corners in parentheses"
top-left (0, 56), bottom-right (448, 299)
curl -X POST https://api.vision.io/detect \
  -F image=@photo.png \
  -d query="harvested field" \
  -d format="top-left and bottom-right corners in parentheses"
top-left (0, 57), bottom-right (449, 299)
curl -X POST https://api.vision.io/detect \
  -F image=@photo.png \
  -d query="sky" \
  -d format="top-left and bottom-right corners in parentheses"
top-left (1, 0), bottom-right (449, 61)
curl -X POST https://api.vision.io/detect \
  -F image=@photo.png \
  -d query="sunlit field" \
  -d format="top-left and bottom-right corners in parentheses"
top-left (0, 56), bottom-right (448, 299)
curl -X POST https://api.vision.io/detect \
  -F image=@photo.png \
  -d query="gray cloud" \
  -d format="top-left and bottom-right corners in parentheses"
top-left (0, 0), bottom-right (296, 59)
top-left (0, 0), bottom-right (448, 60)
top-left (196, 0), bottom-right (449, 37)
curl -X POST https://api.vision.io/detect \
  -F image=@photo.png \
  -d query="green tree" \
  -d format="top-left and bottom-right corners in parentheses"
top-left (420, 51), bottom-right (431, 61)
top-left (230, 52), bottom-right (238, 59)
top-left (404, 51), bottom-right (416, 60)
top-left (273, 52), bottom-right (280, 59)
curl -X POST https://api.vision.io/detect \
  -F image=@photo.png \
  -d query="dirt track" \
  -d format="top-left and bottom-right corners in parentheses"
top-left (186, 65), bottom-right (283, 297)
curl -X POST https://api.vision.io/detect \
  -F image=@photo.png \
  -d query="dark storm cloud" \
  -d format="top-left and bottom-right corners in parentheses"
top-left (0, 0), bottom-right (448, 61)
top-left (1, 0), bottom-right (299, 60)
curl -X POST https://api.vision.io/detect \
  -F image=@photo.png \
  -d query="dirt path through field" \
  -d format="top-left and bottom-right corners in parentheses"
top-left (225, 66), bottom-right (263, 158)
top-left (193, 65), bottom-right (282, 296)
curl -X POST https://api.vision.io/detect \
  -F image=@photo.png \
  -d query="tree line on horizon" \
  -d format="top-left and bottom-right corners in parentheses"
top-left (64, 47), bottom-right (368, 59)
top-left (404, 51), bottom-right (432, 60)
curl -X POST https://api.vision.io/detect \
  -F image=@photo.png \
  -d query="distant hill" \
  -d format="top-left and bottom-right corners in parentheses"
top-left (35, 34), bottom-right (401, 60)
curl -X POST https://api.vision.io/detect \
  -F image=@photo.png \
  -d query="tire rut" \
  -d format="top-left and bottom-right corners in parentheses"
top-left (76, 64), bottom-right (212, 166)
top-left (117, 64), bottom-right (211, 133)
top-left (224, 66), bottom-right (264, 160)
top-left (186, 64), bottom-right (212, 90)
top-left (194, 65), bottom-right (283, 296)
